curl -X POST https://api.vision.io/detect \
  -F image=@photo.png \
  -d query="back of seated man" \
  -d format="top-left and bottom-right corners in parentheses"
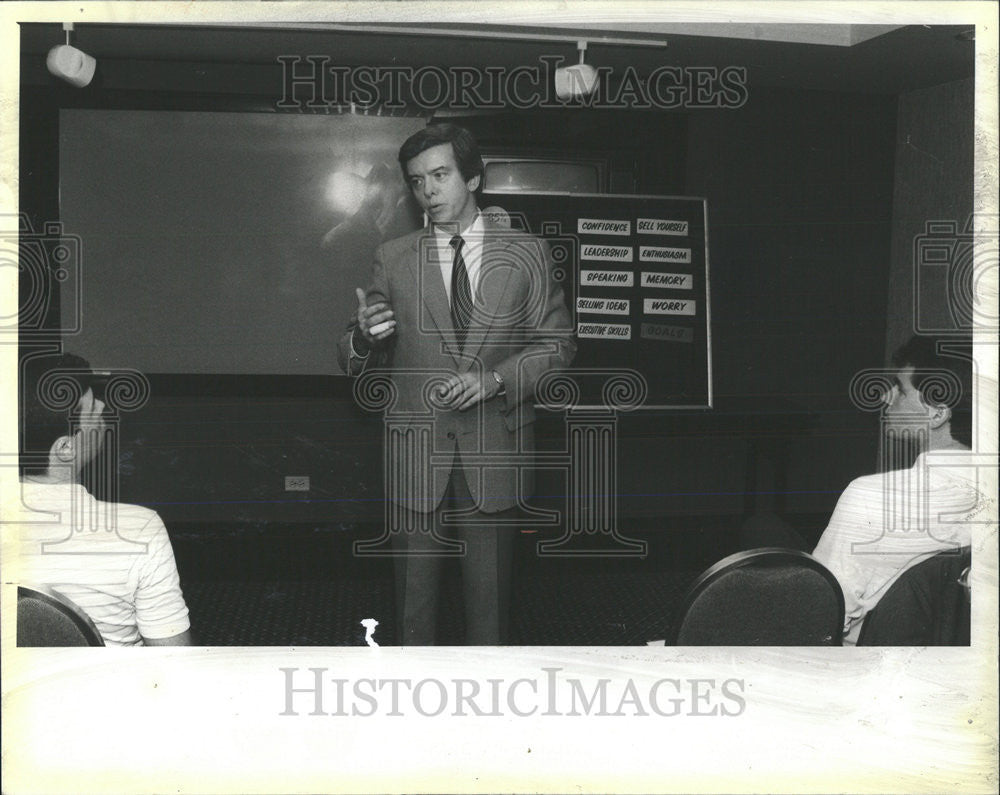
top-left (813, 334), bottom-right (977, 645)
top-left (16, 353), bottom-right (192, 646)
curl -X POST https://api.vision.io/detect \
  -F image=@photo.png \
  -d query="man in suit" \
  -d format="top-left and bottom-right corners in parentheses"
top-left (337, 124), bottom-right (576, 644)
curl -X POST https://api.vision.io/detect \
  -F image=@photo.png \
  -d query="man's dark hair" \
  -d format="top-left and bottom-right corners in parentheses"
top-left (891, 334), bottom-right (973, 446)
top-left (19, 352), bottom-right (94, 475)
top-left (397, 123), bottom-right (484, 185)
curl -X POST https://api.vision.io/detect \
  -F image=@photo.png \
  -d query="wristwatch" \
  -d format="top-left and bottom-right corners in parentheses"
top-left (491, 370), bottom-right (506, 396)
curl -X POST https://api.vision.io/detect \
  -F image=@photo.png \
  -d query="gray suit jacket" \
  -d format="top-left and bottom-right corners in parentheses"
top-left (338, 222), bottom-right (576, 513)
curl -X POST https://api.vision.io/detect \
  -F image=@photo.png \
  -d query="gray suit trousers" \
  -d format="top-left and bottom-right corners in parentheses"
top-left (392, 451), bottom-right (515, 645)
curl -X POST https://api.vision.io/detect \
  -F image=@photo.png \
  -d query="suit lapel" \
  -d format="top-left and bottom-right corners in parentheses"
top-left (463, 231), bottom-right (516, 364)
top-left (405, 231), bottom-right (462, 361)
top-left (406, 221), bottom-right (519, 367)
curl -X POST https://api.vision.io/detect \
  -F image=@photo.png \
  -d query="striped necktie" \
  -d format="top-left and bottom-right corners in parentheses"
top-left (450, 235), bottom-right (474, 343)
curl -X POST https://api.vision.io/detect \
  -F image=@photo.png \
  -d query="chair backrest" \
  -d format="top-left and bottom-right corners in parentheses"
top-left (17, 584), bottom-right (105, 647)
top-left (857, 546), bottom-right (971, 646)
top-left (675, 548), bottom-right (845, 645)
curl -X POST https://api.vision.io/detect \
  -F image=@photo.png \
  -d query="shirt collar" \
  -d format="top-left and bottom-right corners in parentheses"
top-left (20, 478), bottom-right (87, 495)
top-left (433, 211), bottom-right (483, 242)
top-left (919, 444), bottom-right (972, 465)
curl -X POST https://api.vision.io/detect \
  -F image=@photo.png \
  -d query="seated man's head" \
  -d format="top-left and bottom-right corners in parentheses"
top-left (20, 353), bottom-right (106, 479)
top-left (885, 335), bottom-right (972, 449)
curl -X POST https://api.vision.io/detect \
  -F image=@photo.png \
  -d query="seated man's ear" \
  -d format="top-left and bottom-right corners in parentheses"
top-left (51, 434), bottom-right (77, 464)
top-left (928, 403), bottom-right (952, 430)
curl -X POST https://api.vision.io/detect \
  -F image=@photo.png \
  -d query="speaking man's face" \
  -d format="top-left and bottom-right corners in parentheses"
top-left (404, 143), bottom-right (480, 229)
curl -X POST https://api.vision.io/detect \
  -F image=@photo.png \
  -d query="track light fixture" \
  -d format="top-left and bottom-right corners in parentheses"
top-left (46, 23), bottom-right (96, 87)
top-left (554, 40), bottom-right (600, 100)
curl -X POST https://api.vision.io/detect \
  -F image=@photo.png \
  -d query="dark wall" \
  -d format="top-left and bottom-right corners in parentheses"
top-left (686, 87), bottom-right (896, 408)
top-left (886, 77), bottom-right (974, 352)
top-left (113, 386), bottom-right (385, 527)
top-left (683, 87), bottom-right (898, 515)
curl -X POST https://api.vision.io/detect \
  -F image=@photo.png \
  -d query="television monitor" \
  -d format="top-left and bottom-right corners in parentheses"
top-left (481, 154), bottom-right (608, 193)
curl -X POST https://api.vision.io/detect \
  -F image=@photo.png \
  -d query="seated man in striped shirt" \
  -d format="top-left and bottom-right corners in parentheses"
top-left (16, 353), bottom-right (191, 646)
top-left (813, 335), bottom-right (978, 645)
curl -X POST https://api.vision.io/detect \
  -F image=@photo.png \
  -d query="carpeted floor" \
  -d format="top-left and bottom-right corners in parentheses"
top-left (182, 569), bottom-right (700, 646)
top-left (171, 515), bottom-right (828, 646)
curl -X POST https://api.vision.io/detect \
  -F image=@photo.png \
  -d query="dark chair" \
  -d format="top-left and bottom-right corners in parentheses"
top-left (17, 584), bottom-right (105, 647)
top-left (857, 546), bottom-right (971, 646)
top-left (675, 548), bottom-right (845, 645)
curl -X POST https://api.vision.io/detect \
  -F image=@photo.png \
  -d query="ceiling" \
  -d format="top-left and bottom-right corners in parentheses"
top-left (19, 21), bottom-right (975, 95)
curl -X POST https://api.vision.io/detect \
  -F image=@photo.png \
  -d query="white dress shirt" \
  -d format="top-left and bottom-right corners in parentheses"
top-left (432, 212), bottom-right (485, 304)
